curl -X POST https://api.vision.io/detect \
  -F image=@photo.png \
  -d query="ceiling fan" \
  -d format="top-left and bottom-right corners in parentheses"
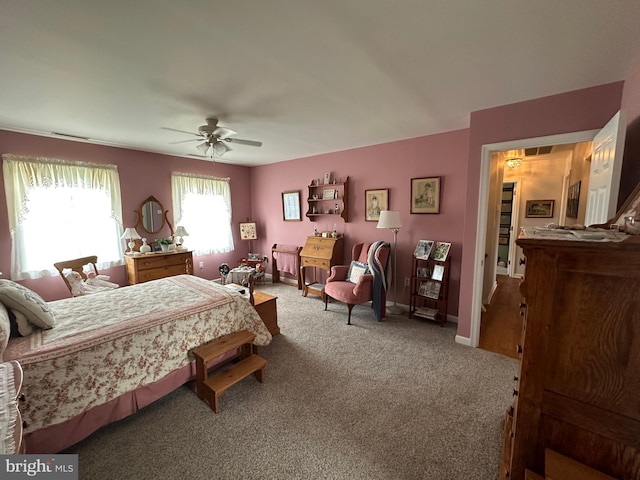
top-left (162, 117), bottom-right (262, 157)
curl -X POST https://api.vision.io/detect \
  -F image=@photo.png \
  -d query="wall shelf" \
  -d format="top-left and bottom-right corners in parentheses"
top-left (306, 176), bottom-right (349, 222)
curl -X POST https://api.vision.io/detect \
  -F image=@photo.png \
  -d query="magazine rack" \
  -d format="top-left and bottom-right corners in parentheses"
top-left (409, 253), bottom-right (450, 326)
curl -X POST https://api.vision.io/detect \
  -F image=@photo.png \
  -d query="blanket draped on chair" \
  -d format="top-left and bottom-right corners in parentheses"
top-left (368, 241), bottom-right (390, 320)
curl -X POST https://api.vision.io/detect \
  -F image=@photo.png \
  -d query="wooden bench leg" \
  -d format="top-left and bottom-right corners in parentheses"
top-left (253, 367), bottom-right (265, 383)
top-left (211, 392), bottom-right (220, 414)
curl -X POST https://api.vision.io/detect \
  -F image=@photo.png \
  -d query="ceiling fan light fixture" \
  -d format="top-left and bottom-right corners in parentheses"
top-left (196, 141), bottom-right (210, 154)
top-left (213, 142), bottom-right (229, 157)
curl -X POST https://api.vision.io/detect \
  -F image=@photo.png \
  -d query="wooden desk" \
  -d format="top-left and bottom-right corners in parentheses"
top-left (125, 250), bottom-right (193, 285)
top-left (299, 235), bottom-right (343, 299)
top-left (253, 290), bottom-right (279, 336)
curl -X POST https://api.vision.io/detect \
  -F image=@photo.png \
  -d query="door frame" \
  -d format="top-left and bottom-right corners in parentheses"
top-left (469, 130), bottom-right (598, 348)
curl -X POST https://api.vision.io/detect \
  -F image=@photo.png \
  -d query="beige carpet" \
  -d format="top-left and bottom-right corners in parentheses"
top-left (66, 282), bottom-right (518, 480)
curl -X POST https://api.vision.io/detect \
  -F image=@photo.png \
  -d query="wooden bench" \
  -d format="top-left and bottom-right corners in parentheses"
top-left (191, 330), bottom-right (267, 413)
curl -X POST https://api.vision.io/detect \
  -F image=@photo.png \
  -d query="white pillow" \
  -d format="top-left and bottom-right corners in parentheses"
top-left (0, 280), bottom-right (55, 330)
top-left (347, 261), bottom-right (369, 283)
top-left (12, 310), bottom-right (35, 336)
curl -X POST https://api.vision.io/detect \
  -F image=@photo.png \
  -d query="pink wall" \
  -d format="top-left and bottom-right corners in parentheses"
top-left (251, 129), bottom-right (470, 317)
top-left (457, 81), bottom-right (625, 339)
top-left (0, 130), bottom-right (255, 301)
top-left (2, 74), bottom-right (638, 340)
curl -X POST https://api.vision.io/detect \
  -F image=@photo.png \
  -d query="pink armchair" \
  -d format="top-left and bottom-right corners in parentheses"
top-left (324, 241), bottom-right (390, 325)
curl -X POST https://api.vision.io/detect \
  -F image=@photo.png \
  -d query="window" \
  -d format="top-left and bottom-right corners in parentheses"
top-left (2, 154), bottom-right (124, 280)
top-left (171, 173), bottom-right (234, 255)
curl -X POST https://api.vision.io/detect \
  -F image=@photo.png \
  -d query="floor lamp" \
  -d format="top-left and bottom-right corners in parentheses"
top-left (377, 210), bottom-right (403, 314)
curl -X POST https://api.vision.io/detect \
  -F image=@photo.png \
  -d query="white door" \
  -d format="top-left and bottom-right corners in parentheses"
top-left (584, 111), bottom-right (626, 226)
top-left (507, 181), bottom-right (520, 277)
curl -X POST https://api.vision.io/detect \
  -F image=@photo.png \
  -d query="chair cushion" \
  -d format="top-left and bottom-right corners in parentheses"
top-left (347, 261), bottom-right (369, 283)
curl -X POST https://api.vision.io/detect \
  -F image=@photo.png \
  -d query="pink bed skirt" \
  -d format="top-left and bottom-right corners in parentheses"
top-left (24, 350), bottom-right (236, 453)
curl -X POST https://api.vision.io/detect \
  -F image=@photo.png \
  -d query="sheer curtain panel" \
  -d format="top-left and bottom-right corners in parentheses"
top-left (171, 173), bottom-right (234, 255)
top-left (2, 154), bottom-right (124, 280)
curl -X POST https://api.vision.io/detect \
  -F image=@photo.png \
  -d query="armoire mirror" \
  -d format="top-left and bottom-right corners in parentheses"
top-left (134, 195), bottom-right (174, 236)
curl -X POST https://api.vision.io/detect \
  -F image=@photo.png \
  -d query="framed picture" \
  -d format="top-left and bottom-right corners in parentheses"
top-left (322, 188), bottom-right (336, 200)
top-left (323, 172), bottom-right (332, 185)
top-left (411, 176), bottom-right (441, 214)
top-left (566, 181), bottom-right (581, 218)
top-left (239, 222), bottom-right (257, 240)
top-left (417, 267), bottom-right (429, 278)
top-left (525, 199), bottom-right (555, 218)
top-left (414, 240), bottom-right (434, 259)
top-left (425, 281), bottom-right (441, 299)
top-left (431, 264), bottom-right (445, 282)
top-left (432, 242), bottom-right (451, 262)
top-left (281, 190), bottom-right (301, 221)
top-left (365, 188), bottom-right (389, 221)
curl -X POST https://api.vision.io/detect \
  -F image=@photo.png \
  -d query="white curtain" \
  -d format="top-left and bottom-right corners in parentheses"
top-left (171, 172), bottom-right (234, 255)
top-left (2, 154), bottom-right (124, 280)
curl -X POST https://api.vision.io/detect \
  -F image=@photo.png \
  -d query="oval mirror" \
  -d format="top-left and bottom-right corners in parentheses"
top-left (135, 195), bottom-right (172, 235)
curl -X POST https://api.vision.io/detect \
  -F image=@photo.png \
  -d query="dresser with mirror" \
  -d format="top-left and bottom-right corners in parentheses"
top-left (124, 196), bottom-right (193, 285)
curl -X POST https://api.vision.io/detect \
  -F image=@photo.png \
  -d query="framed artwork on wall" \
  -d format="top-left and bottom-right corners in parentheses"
top-left (525, 199), bottom-right (554, 218)
top-left (282, 190), bottom-right (302, 221)
top-left (365, 188), bottom-right (389, 221)
top-left (239, 222), bottom-right (257, 240)
top-left (411, 176), bottom-right (441, 214)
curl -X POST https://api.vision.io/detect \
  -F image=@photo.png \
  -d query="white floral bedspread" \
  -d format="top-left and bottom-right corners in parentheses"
top-left (3, 275), bottom-right (271, 433)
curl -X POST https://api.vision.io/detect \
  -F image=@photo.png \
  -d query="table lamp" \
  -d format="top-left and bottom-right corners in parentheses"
top-left (174, 225), bottom-right (189, 248)
top-left (121, 227), bottom-right (141, 254)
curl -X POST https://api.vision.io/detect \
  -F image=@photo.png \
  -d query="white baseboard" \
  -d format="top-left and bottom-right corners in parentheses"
top-left (455, 335), bottom-right (471, 346)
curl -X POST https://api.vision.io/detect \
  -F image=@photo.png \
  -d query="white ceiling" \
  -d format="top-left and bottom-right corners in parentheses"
top-left (1, 0), bottom-right (640, 166)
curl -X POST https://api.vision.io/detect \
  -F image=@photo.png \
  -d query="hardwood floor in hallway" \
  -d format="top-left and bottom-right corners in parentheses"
top-left (479, 274), bottom-right (522, 359)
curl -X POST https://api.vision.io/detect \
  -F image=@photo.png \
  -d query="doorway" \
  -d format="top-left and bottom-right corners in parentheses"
top-left (470, 130), bottom-right (598, 351)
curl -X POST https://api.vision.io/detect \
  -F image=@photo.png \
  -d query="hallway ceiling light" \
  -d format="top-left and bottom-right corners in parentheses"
top-left (505, 157), bottom-right (522, 168)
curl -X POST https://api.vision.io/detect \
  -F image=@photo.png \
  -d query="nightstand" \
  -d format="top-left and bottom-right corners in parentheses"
top-left (252, 290), bottom-right (279, 335)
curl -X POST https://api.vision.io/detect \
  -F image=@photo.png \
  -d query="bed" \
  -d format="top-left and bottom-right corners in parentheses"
top-left (0, 274), bottom-right (272, 453)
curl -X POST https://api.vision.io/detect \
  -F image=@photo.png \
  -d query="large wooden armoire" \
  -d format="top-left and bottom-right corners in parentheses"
top-left (501, 235), bottom-right (640, 479)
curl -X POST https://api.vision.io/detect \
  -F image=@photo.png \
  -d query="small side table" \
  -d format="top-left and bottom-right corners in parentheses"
top-left (252, 290), bottom-right (279, 336)
top-left (228, 266), bottom-right (256, 285)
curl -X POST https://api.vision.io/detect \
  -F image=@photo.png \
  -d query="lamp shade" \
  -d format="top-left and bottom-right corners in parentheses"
top-left (376, 210), bottom-right (402, 230)
top-left (120, 227), bottom-right (141, 240)
top-left (174, 225), bottom-right (189, 237)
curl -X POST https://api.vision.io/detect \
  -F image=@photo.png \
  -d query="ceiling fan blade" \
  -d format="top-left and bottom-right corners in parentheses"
top-left (213, 127), bottom-right (237, 138)
top-left (226, 138), bottom-right (262, 147)
top-left (169, 138), bottom-right (201, 144)
top-left (161, 127), bottom-right (201, 137)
